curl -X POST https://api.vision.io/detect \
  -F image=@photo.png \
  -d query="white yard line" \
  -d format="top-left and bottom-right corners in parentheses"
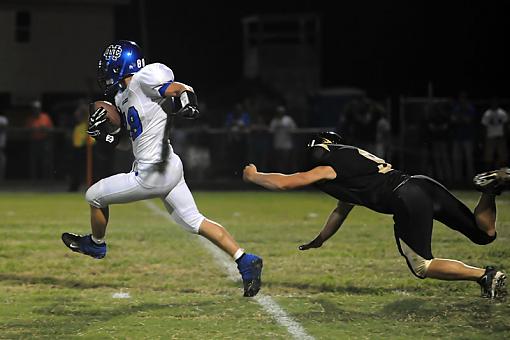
top-left (143, 200), bottom-right (315, 340)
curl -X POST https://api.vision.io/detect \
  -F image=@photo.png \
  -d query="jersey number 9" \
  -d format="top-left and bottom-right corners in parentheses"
top-left (126, 106), bottom-right (143, 141)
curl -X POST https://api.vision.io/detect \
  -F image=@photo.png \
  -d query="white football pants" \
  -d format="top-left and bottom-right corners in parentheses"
top-left (85, 153), bottom-right (204, 233)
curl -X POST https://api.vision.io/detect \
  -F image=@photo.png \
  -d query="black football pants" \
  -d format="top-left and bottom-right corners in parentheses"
top-left (391, 175), bottom-right (496, 262)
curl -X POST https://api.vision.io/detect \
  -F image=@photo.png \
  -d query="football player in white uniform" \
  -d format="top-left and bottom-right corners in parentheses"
top-left (62, 40), bottom-right (262, 297)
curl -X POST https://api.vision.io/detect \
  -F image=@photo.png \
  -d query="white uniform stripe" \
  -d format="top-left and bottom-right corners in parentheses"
top-left (143, 200), bottom-right (315, 340)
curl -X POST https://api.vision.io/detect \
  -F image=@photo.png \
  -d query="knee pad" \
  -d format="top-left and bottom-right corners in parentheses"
top-left (85, 181), bottom-right (105, 208)
top-left (398, 238), bottom-right (432, 279)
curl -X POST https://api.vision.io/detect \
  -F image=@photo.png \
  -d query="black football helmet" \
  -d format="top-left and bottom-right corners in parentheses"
top-left (307, 131), bottom-right (344, 166)
top-left (307, 131), bottom-right (344, 149)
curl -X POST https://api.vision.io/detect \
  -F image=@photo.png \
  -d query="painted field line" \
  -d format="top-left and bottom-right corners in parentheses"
top-left (143, 200), bottom-right (314, 340)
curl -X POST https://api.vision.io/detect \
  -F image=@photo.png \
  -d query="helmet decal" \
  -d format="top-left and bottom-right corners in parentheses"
top-left (104, 44), bottom-right (123, 61)
top-left (308, 138), bottom-right (331, 151)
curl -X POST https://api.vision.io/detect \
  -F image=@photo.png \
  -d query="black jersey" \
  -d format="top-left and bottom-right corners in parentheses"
top-left (310, 144), bottom-right (408, 214)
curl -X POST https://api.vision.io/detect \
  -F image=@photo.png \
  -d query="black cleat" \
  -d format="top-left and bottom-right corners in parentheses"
top-left (473, 168), bottom-right (510, 195)
top-left (477, 266), bottom-right (507, 299)
top-left (237, 253), bottom-right (263, 297)
top-left (61, 232), bottom-right (107, 259)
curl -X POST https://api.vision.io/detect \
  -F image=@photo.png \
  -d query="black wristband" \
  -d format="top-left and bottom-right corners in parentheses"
top-left (99, 128), bottom-right (124, 147)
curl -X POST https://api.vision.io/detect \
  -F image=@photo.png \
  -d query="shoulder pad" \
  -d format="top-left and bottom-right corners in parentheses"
top-left (134, 63), bottom-right (175, 98)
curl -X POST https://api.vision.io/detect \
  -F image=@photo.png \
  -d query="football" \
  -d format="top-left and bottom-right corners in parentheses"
top-left (92, 100), bottom-right (121, 130)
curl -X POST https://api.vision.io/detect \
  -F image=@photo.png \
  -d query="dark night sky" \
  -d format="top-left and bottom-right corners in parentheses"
top-left (116, 2), bottom-right (510, 101)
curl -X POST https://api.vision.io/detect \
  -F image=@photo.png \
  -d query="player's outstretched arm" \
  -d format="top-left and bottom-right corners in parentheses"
top-left (299, 201), bottom-right (354, 250)
top-left (243, 164), bottom-right (336, 190)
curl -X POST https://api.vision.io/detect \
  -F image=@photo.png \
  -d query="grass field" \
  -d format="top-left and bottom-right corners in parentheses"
top-left (0, 191), bottom-right (509, 339)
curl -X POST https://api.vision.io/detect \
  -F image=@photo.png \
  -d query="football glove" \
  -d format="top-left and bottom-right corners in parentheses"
top-left (178, 105), bottom-right (200, 119)
top-left (176, 90), bottom-right (200, 119)
top-left (87, 107), bottom-right (122, 146)
top-left (87, 107), bottom-right (108, 138)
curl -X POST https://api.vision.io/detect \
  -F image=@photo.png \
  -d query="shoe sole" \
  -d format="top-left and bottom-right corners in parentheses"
top-left (474, 168), bottom-right (510, 193)
top-left (61, 232), bottom-right (105, 259)
top-left (492, 272), bottom-right (507, 299)
top-left (243, 258), bottom-right (263, 297)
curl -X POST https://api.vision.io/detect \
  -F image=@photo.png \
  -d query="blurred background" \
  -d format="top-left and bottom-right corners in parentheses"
top-left (0, 0), bottom-right (509, 191)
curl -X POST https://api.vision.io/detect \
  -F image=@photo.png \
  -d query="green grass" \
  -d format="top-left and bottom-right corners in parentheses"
top-left (0, 191), bottom-right (509, 339)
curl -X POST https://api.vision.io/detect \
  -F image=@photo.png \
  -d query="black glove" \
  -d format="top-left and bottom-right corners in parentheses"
top-left (176, 90), bottom-right (200, 119)
top-left (87, 106), bottom-right (122, 146)
top-left (87, 107), bottom-right (108, 138)
top-left (178, 105), bottom-right (200, 119)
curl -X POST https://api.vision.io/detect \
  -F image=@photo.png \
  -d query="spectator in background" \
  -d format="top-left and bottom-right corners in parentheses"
top-left (427, 102), bottom-right (453, 185)
top-left (481, 98), bottom-right (508, 170)
top-left (69, 101), bottom-right (90, 191)
top-left (25, 100), bottom-right (54, 180)
top-left (247, 113), bottom-right (270, 171)
top-left (269, 105), bottom-right (297, 173)
top-left (347, 97), bottom-right (378, 153)
top-left (225, 102), bottom-right (251, 130)
top-left (375, 109), bottom-right (392, 161)
top-left (451, 92), bottom-right (477, 185)
top-left (337, 98), bottom-right (356, 141)
top-left (0, 112), bottom-right (8, 181)
top-left (225, 102), bottom-right (251, 176)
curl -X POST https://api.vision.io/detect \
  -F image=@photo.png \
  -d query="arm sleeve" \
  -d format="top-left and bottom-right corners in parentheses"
top-left (137, 63), bottom-right (175, 98)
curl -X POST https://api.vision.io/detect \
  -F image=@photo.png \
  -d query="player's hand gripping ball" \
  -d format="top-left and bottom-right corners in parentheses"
top-left (87, 100), bottom-right (121, 138)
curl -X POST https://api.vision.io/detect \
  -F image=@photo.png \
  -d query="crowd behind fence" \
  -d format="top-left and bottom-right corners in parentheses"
top-left (0, 94), bottom-right (508, 190)
top-left (398, 95), bottom-right (509, 188)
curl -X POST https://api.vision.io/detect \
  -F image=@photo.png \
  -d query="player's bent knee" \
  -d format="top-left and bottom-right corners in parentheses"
top-left (398, 238), bottom-right (432, 279)
top-left (474, 232), bottom-right (497, 245)
top-left (85, 182), bottom-right (105, 208)
top-left (171, 210), bottom-right (204, 234)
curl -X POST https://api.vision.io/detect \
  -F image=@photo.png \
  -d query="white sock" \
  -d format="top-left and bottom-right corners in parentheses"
top-left (91, 235), bottom-right (105, 245)
top-left (233, 248), bottom-right (245, 261)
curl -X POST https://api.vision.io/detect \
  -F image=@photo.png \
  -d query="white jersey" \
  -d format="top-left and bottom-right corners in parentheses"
top-left (87, 63), bottom-right (205, 235)
top-left (114, 63), bottom-right (174, 164)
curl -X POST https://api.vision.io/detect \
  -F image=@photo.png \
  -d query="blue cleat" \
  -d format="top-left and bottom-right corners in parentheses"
top-left (61, 233), bottom-right (107, 259)
top-left (237, 253), bottom-right (263, 297)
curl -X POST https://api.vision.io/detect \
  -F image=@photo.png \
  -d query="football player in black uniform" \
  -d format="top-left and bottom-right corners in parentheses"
top-left (243, 131), bottom-right (509, 299)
